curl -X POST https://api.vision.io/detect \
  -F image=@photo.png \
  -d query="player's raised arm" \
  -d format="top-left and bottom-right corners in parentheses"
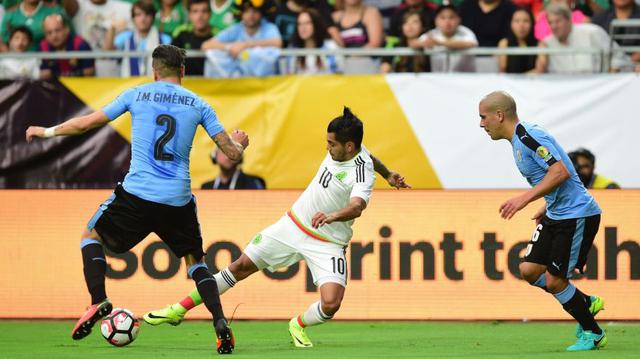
top-left (25, 110), bottom-right (111, 143)
top-left (370, 153), bottom-right (411, 189)
top-left (212, 129), bottom-right (249, 162)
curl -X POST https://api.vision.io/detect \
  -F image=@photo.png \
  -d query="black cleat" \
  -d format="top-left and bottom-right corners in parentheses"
top-left (215, 319), bottom-right (235, 354)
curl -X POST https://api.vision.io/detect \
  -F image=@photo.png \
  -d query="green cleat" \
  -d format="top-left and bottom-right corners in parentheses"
top-left (288, 317), bottom-right (313, 348)
top-left (567, 330), bottom-right (607, 351)
top-left (143, 304), bottom-right (185, 326)
top-left (576, 295), bottom-right (605, 338)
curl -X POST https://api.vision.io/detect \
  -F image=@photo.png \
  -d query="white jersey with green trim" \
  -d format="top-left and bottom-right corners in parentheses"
top-left (290, 145), bottom-right (376, 246)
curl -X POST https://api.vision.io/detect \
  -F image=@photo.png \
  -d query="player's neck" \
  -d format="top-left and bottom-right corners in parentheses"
top-left (156, 76), bottom-right (181, 85)
top-left (504, 120), bottom-right (519, 142)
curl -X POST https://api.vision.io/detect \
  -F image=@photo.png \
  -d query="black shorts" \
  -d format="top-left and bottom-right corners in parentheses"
top-left (87, 185), bottom-right (205, 259)
top-left (523, 214), bottom-right (600, 278)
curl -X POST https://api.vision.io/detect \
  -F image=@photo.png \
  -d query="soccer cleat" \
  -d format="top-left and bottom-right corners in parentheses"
top-left (215, 319), bottom-right (235, 354)
top-left (288, 317), bottom-right (313, 348)
top-left (71, 299), bottom-right (113, 340)
top-left (575, 295), bottom-right (605, 338)
top-left (567, 330), bottom-right (607, 351)
top-left (143, 304), bottom-right (185, 326)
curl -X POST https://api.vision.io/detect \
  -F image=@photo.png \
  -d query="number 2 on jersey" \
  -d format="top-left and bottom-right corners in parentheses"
top-left (154, 115), bottom-right (176, 161)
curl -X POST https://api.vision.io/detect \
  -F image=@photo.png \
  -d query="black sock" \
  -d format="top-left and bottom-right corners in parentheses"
top-left (191, 266), bottom-right (225, 323)
top-left (561, 288), bottom-right (601, 334)
top-left (81, 239), bottom-right (107, 304)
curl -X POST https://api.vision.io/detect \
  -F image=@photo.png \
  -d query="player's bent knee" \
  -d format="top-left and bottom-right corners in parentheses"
top-left (519, 262), bottom-right (544, 284)
top-left (228, 255), bottom-right (259, 280)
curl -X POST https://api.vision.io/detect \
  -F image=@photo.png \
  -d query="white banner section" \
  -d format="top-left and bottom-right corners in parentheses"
top-left (386, 73), bottom-right (639, 188)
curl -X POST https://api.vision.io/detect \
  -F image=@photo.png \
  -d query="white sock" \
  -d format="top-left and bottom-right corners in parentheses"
top-left (213, 267), bottom-right (237, 295)
top-left (297, 301), bottom-right (332, 328)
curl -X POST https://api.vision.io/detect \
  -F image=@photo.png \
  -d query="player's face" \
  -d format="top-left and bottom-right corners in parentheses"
top-left (479, 102), bottom-right (503, 141)
top-left (189, 3), bottom-right (211, 30)
top-left (327, 132), bottom-right (348, 161)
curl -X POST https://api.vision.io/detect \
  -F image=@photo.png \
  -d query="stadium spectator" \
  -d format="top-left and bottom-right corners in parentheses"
top-left (387, 0), bottom-right (435, 39)
top-left (66, 0), bottom-right (133, 76)
top-left (534, 0), bottom-right (587, 41)
top-left (459, 0), bottom-right (516, 47)
top-left (568, 148), bottom-right (620, 189)
top-left (210, 0), bottom-right (237, 35)
top-left (155, 0), bottom-right (187, 35)
top-left (332, 0), bottom-right (383, 48)
top-left (420, 4), bottom-right (477, 72)
top-left (282, 8), bottom-right (343, 74)
top-left (381, 10), bottom-right (430, 73)
top-left (201, 149), bottom-right (266, 189)
top-left (202, 0), bottom-right (282, 78)
top-left (534, 4), bottom-right (632, 73)
top-left (271, 0), bottom-right (338, 47)
top-left (498, 7), bottom-right (537, 72)
top-left (172, 0), bottom-right (215, 76)
top-left (1, 0), bottom-right (66, 51)
top-left (592, 0), bottom-right (640, 67)
top-left (0, 26), bottom-right (40, 79)
top-left (39, 14), bottom-right (95, 79)
top-left (105, 0), bottom-right (172, 76)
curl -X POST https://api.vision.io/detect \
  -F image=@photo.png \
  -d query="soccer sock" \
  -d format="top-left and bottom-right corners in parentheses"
top-left (174, 288), bottom-right (203, 315)
top-left (554, 283), bottom-right (601, 334)
top-left (188, 263), bottom-right (225, 323)
top-left (532, 274), bottom-right (548, 291)
top-left (296, 301), bottom-right (332, 328)
top-left (80, 238), bottom-right (107, 305)
top-left (213, 267), bottom-right (237, 295)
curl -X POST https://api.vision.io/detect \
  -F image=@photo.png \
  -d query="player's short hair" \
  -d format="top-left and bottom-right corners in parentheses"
top-left (152, 44), bottom-right (186, 78)
top-left (188, 0), bottom-right (211, 11)
top-left (328, 107), bottom-right (364, 149)
top-left (132, 0), bottom-right (157, 19)
top-left (545, 3), bottom-right (572, 21)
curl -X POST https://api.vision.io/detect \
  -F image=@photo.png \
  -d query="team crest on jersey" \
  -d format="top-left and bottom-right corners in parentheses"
top-left (536, 146), bottom-right (552, 161)
top-left (335, 171), bottom-right (347, 182)
top-left (252, 233), bottom-right (262, 245)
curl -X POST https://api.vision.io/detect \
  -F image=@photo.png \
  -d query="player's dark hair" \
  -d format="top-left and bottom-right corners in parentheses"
top-left (9, 26), bottom-right (33, 44)
top-left (327, 107), bottom-right (364, 149)
top-left (132, 0), bottom-right (157, 19)
top-left (152, 44), bottom-right (186, 78)
top-left (188, 0), bottom-right (211, 11)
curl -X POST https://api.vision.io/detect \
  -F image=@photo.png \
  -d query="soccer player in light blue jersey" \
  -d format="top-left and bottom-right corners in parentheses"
top-left (479, 91), bottom-right (606, 352)
top-left (26, 44), bottom-right (243, 354)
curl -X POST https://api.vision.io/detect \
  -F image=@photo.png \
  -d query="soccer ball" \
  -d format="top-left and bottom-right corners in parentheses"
top-left (100, 308), bottom-right (140, 347)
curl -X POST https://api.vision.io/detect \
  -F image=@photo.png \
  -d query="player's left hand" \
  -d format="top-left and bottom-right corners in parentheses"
top-left (499, 194), bottom-right (529, 220)
top-left (311, 212), bottom-right (335, 228)
top-left (25, 126), bottom-right (45, 143)
top-left (386, 171), bottom-right (411, 189)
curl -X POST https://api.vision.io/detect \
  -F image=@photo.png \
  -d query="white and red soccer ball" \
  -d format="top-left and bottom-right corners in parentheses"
top-left (100, 308), bottom-right (140, 347)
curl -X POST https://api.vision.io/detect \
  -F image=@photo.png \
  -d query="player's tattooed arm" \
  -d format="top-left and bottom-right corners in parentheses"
top-left (312, 197), bottom-right (367, 228)
top-left (26, 110), bottom-right (110, 142)
top-left (370, 154), bottom-right (411, 189)
top-left (213, 130), bottom-right (249, 162)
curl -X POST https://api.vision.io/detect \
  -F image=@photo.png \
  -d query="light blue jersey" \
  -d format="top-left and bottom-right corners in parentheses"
top-left (511, 122), bottom-right (601, 220)
top-left (103, 81), bottom-right (224, 206)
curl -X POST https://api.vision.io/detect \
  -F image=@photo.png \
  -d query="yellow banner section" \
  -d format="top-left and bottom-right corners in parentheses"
top-left (1, 190), bottom-right (638, 320)
top-left (60, 76), bottom-right (441, 189)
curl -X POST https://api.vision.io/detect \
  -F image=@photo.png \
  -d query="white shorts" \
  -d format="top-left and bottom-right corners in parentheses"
top-left (244, 215), bottom-right (348, 287)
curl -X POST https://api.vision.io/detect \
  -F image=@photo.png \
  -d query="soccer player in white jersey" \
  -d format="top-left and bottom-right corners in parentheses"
top-left (144, 107), bottom-right (410, 347)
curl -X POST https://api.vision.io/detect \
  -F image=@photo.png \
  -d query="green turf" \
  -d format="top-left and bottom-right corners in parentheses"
top-left (0, 321), bottom-right (638, 358)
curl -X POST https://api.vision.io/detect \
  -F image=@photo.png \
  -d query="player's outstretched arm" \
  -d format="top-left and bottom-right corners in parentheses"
top-left (25, 110), bottom-right (111, 143)
top-left (370, 154), bottom-right (411, 189)
top-left (500, 161), bottom-right (570, 219)
top-left (212, 130), bottom-right (249, 162)
top-left (312, 197), bottom-right (367, 228)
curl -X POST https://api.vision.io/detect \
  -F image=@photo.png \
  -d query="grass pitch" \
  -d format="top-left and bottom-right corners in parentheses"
top-left (0, 320), bottom-right (638, 358)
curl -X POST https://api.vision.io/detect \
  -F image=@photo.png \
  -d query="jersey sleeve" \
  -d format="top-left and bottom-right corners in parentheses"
top-left (350, 160), bottom-right (375, 205)
top-left (102, 88), bottom-right (135, 121)
top-left (200, 102), bottom-right (225, 138)
top-left (516, 124), bottom-right (560, 170)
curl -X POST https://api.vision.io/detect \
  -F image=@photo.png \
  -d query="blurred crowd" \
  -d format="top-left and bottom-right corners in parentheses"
top-left (0, 0), bottom-right (639, 79)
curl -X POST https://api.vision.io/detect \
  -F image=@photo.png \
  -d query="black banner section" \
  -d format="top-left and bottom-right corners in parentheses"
top-left (0, 80), bottom-right (130, 188)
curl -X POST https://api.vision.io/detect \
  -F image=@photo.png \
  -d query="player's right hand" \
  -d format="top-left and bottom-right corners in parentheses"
top-left (531, 205), bottom-right (546, 225)
top-left (25, 126), bottom-right (45, 143)
top-left (231, 129), bottom-right (249, 149)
